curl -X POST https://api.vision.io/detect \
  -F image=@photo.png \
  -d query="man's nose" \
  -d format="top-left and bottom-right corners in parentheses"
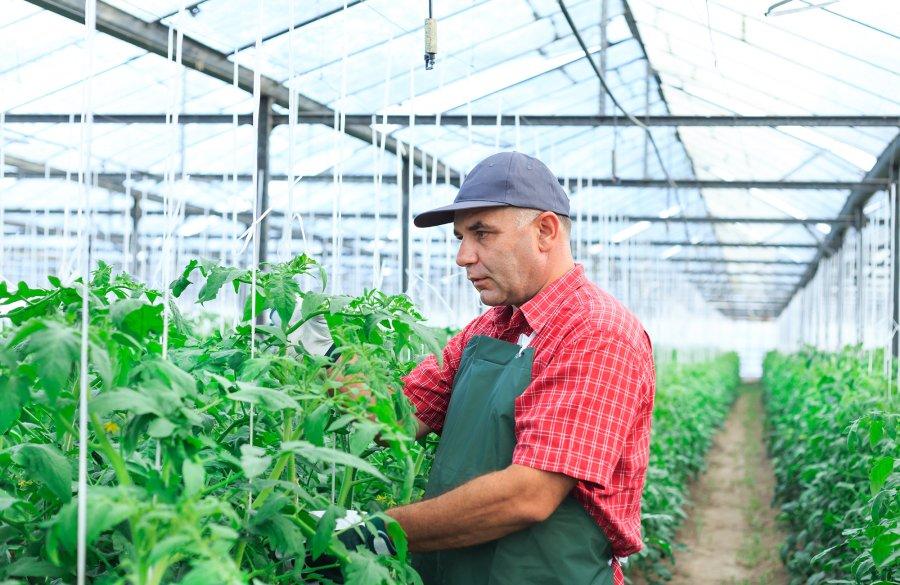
top-left (456, 237), bottom-right (476, 267)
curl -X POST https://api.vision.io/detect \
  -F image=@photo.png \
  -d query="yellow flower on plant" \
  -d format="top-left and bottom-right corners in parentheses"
top-left (103, 421), bottom-right (120, 433)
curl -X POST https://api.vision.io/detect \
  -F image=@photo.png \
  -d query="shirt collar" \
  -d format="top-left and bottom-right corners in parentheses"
top-left (511, 264), bottom-right (587, 334)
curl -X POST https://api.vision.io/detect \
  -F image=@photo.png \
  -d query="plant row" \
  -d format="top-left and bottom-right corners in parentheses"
top-left (763, 349), bottom-right (898, 584)
top-left (0, 256), bottom-right (440, 584)
top-left (627, 352), bottom-right (741, 583)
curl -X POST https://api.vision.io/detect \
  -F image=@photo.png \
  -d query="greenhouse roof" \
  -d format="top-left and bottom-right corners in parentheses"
top-left (1, 0), bottom-right (898, 320)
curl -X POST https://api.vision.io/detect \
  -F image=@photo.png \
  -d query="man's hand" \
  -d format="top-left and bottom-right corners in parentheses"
top-left (386, 464), bottom-right (576, 552)
top-left (295, 315), bottom-right (434, 440)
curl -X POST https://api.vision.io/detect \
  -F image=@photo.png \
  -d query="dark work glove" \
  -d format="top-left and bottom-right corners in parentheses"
top-left (337, 516), bottom-right (397, 556)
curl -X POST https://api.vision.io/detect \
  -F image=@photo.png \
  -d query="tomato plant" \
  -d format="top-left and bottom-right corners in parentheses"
top-left (0, 255), bottom-right (440, 584)
top-left (763, 349), bottom-right (899, 584)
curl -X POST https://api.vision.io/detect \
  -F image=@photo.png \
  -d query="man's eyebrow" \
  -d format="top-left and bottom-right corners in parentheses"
top-left (465, 220), bottom-right (494, 231)
top-left (454, 220), bottom-right (496, 238)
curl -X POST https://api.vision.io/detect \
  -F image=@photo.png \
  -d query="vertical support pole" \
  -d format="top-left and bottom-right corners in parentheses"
top-left (256, 95), bottom-right (272, 266)
top-left (837, 246), bottom-right (844, 349)
top-left (856, 209), bottom-right (865, 345)
top-left (130, 192), bottom-right (141, 274)
top-left (401, 157), bottom-right (411, 294)
top-left (642, 61), bottom-right (650, 178)
top-left (892, 181), bottom-right (899, 358)
top-left (599, 0), bottom-right (608, 115)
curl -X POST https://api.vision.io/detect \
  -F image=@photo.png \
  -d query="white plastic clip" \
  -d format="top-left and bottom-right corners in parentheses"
top-left (516, 332), bottom-right (534, 358)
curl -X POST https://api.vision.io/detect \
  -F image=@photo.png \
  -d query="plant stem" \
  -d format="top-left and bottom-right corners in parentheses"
top-left (336, 466), bottom-right (355, 508)
top-left (89, 412), bottom-right (132, 486)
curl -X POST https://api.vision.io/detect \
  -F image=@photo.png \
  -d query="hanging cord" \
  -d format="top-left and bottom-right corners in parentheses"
top-left (0, 112), bottom-right (6, 284)
top-left (76, 3), bottom-right (98, 584)
top-left (424, 0), bottom-right (437, 70)
top-left (282, 0), bottom-right (297, 262)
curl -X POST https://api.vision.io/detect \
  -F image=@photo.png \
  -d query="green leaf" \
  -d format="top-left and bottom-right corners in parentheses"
top-left (0, 488), bottom-right (18, 512)
top-left (27, 320), bottom-right (80, 400)
top-left (49, 487), bottom-right (132, 555)
top-left (384, 516), bottom-right (408, 563)
top-left (265, 273), bottom-right (300, 325)
top-left (198, 266), bottom-right (246, 304)
top-left (147, 418), bottom-right (176, 438)
top-left (227, 383), bottom-right (299, 411)
top-left (257, 515), bottom-right (306, 557)
top-left (869, 455), bottom-right (894, 494)
top-left (11, 444), bottom-right (71, 503)
top-left (310, 505), bottom-right (339, 559)
top-left (183, 458), bottom-right (205, 497)
top-left (170, 259), bottom-right (199, 297)
top-left (349, 421), bottom-right (381, 456)
top-left (240, 445), bottom-right (272, 480)
top-left (109, 298), bottom-right (164, 339)
top-left (343, 551), bottom-right (392, 585)
top-left (282, 441), bottom-right (387, 482)
top-left (301, 292), bottom-right (328, 321)
top-left (92, 389), bottom-right (160, 417)
top-left (5, 557), bottom-right (69, 578)
top-left (869, 418), bottom-right (885, 448)
top-left (303, 403), bottom-right (331, 447)
top-left (0, 376), bottom-right (27, 434)
top-left (872, 532), bottom-right (900, 567)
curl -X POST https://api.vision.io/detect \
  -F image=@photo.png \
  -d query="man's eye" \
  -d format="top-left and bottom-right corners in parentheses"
top-left (475, 231), bottom-right (488, 239)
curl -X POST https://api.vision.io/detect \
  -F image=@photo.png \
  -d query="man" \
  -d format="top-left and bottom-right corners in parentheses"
top-left (308, 152), bottom-right (655, 584)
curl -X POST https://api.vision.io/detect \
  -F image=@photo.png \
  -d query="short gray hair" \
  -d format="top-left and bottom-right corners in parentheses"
top-left (515, 208), bottom-right (572, 234)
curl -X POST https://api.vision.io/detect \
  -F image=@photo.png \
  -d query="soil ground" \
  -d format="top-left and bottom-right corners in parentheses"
top-left (666, 384), bottom-right (790, 585)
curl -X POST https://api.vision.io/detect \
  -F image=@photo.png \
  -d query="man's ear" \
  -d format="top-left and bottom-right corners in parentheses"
top-left (535, 211), bottom-right (562, 251)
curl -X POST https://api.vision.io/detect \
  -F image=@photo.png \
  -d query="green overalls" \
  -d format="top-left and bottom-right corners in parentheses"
top-left (413, 334), bottom-right (614, 585)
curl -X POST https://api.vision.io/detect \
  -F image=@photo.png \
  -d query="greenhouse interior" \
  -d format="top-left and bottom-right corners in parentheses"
top-left (0, 0), bottom-right (897, 584)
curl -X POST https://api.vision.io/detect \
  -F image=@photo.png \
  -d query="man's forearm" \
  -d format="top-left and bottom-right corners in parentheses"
top-left (387, 464), bottom-right (574, 552)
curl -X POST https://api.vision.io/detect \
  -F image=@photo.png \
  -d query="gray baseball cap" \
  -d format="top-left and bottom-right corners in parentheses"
top-left (414, 151), bottom-right (570, 228)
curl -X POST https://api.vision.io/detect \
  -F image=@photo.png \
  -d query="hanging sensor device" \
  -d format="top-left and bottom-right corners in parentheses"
top-left (424, 1), bottom-right (437, 70)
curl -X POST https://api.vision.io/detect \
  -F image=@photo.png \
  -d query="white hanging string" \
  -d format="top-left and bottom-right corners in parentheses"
top-left (76, 2), bottom-right (98, 584)
top-left (0, 111), bottom-right (6, 285)
top-left (373, 35), bottom-right (395, 290)
top-left (281, 0), bottom-right (297, 263)
top-left (247, 0), bottom-right (266, 510)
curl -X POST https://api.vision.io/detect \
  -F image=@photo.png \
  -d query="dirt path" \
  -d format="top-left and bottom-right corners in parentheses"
top-left (668, 385), bottom-right (790, 585)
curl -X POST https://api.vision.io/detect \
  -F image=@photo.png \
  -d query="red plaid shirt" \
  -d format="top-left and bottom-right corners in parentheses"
top-left (403, 264), bottom-right (655, 581)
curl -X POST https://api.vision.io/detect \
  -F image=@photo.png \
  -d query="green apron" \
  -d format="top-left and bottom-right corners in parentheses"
top-left (413, 334), bottom-right (614, 585)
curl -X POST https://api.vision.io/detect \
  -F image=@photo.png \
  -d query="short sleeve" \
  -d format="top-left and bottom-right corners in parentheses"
top-left (511, 332), bottom-right (649, 488)
top-left (402, 318), bottom-right (482, 433)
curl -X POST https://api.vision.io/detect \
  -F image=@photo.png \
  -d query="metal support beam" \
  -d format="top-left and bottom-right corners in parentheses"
top-left (255, 96), bottom-right (272, 265)
top-left (893, 185), bottom-right (899, 358)
top-left (26, 0), bottom-right (461, 186)
top-left (281, 114), bottom-right (900, 127)
top-left (401, 159), bottom-right (411, 294)
top-left (856, 211), bottom-right (865, 344)
top-left (9, 113), bottom-right (899, 127)
top-left (4, 114), bottom-right (253, 124)
top-left (8, 170), bottom-right (883, 190)
top-left (0, 206), bottom-right (856, 228)
top-left (3, 154), bottom-right (216, 220)
top-left (780, 133), bottom-right (900, 315)
top-left (629, 257), bottom-right (806, 266)
top-left (645, 240), bottom-right (818, 249)
top-left (618, 215), bottom-right (854, 225)
top-left (6, 170), bottom-right (394, 184)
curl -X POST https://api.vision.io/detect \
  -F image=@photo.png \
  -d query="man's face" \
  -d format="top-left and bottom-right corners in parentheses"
top-left (453, 207), bottom-right (545, 306)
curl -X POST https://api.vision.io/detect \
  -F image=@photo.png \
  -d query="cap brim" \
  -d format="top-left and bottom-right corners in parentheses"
top-left (413, 200), bottom-right (511, 228)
